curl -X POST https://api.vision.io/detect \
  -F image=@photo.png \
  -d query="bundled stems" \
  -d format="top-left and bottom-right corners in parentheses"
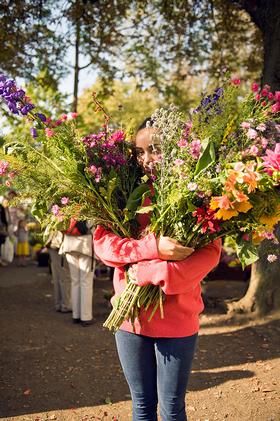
top-left (103, 273), bottom-right (163, 331)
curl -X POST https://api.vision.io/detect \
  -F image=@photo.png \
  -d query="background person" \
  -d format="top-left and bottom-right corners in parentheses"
top-left (60, 220), bottom-right (95, 327)
top-left (48, 231), bottom-right (72, 313)
top-left (15, 219), bottom-right (29, 266)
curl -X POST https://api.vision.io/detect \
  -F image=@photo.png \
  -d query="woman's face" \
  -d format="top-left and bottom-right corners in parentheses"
top-left (135, 128), bottom-right (161, 175)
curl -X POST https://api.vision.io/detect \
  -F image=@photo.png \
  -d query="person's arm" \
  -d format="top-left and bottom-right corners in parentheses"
top-left (131, 239), bottom-right (222, 295)
top-left (93, 225), bottom-right (160, 267)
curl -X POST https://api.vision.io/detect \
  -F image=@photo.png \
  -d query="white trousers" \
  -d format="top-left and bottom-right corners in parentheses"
top-left (49, 248), bottom-right (72, 311)
top-left (66, 253), bottom-right (94, 321)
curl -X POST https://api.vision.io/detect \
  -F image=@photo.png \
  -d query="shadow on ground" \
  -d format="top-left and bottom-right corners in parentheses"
top-left (0, 263), bottom-right (279, 417)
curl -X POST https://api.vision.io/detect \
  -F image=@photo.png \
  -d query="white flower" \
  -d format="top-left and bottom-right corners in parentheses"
top-left (256, 123), bottom-right (266, 132)
top-left (187, 182), bottom-right (198, 191)
top-left (267, 254), bottom-right (278, 263)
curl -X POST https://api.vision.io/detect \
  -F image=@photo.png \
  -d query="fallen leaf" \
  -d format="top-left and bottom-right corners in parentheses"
top-left (23, 389), bottom-right (31, 395)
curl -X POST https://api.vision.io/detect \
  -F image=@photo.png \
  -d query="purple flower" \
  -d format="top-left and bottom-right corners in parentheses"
top-left (30, 128), bottom-right (38, 138)
top-left (20, 103), bottom-right (35, 115)
top-left (36, 113), bottom-right (47, 122)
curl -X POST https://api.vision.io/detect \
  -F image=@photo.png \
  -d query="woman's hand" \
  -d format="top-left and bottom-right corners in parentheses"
top-left (156, 236), bottom-right (194, 261)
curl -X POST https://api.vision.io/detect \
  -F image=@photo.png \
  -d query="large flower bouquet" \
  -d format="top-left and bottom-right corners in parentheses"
top-left (103, 79), bottom-right (280, 331)
top-left (0, 73), bottom-right (146, 239)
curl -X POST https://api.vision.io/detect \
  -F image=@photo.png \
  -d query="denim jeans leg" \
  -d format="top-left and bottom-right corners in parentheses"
top-left (115, 330), bottom-right (158, 421)
top-left (155, 334), bottom-right (198, 421)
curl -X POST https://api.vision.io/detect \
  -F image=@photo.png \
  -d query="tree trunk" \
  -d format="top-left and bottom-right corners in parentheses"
top-left (73, 14), bottom-right (81, 113)
top-left (227, 0), bottom-right (280, 315)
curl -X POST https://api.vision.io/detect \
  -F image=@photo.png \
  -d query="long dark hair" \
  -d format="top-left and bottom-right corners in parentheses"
top-left (137, 117), bottom-right (154, 132)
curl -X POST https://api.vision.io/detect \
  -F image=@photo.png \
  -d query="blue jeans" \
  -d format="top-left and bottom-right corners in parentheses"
top-left (115, 330), bottom-right (197, 421)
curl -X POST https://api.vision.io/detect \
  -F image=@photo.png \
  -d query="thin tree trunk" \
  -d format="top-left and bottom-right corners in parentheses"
top-left (73, 15), bottom-right (80, 113)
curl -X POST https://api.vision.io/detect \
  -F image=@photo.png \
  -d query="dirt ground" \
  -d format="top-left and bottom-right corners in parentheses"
top-left (0, 261), bottom-right (279, 421)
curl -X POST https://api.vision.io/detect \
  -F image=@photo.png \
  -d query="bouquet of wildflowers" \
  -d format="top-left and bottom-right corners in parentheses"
top-left (104, 78), bottom-right (280, 331)
top-left (0, 73), bottom-right (146, 239)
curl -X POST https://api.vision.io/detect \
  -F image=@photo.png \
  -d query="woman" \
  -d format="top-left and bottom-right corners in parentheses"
top-left (94, 122), bottom-right (222, 421)
top-left (60, 220), bottom-right (95, 326)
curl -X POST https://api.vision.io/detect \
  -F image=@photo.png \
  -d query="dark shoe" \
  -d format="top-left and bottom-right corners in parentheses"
top-left (81, 319), bottom-right (93, 327)
top-left (72, 318), bottom-right (81, 324)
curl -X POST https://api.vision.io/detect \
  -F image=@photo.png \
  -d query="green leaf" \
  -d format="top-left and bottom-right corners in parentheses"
top-left (235, 241), bottom-right (259, 269)
top-left (194, 138), bottom-right (215, 176)
top-left (186, 199), bottom-right (197, 212)
top-left (126, 183), bottom-right (150, 211)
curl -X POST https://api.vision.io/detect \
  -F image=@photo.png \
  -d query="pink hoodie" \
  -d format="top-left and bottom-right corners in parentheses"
top-left (94, 226), bottom-right (222, 337)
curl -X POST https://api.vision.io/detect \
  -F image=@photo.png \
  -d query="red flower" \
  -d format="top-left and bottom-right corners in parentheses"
top-left (193, 207), bottom-right (221, 234)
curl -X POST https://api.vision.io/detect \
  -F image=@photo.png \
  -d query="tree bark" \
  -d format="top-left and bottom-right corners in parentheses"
top-left (229, 0), bottom-right (280, 90)
top-left (226, 0), bottom-right (280, 315)
top-left (73, 14), bottom-right (81, 113)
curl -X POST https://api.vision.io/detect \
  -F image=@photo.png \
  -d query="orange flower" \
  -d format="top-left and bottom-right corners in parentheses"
top-left (210, 195), bottom-right (232, 210)
top-left (232, 189), bottom-right (249, 202)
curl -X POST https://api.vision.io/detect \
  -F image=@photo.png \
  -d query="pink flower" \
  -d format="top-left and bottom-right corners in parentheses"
top-left (268, 92), bottom-right (274, 100)
top-left (261, 101), bottom-right (267, 107)
top-left (95, 167), bottom-right (102, 183)
top-left (189, 139), bottom-right (201, 159)
top-left (110, 130), bottom-right (125, 143)
top-left (241, 122), bottom-right (251, 129)
top-left (0, 160), bottom-right (9, 175)
top-left (263, 232), bottom-right (275, 240)
top-left (177, 138), bottom-right (188, 148)
top-left (88, 165), bottom-right (97, 174)
top-left (51, 204), bottom-right (61, 216)
top-left (8, 171), bottom-right (16, 179)
top-left (247, 128), bottom-right (258, 139)
top-left (5, 180), bottom-right (11, 187)
top-left (271, 102), bottom-right (280, 113)
top-left (262, 143), bottom-right (280, 174)
top-left (261, 137), bottom-right (268, 149)
top-left (174, 159), bottom-right (184, 166)
top-left (61, 196), bottom-right (69, 205)
top-left (60, 113), bottom-right (68, 121)
top-left (275, 91), bottom-right (280, 102)
top-left (249, 145), bottom-right (259, 156)
top-left (54, 119), bottom-right (62, 126)
top-left (251, 82), bottom-right (259, 92)
top-left (68, 112), bottom-right (78, 119)
top-left (242, 234), bottom-right (250, 241)
top-left (255, 94), bottom-right (261, 101)
top-left (231, 78), bottom-right (240, 86)
top-left (261, 88), bottom-right (269, 97)
top-left (45, 128), bottom-right (54, 137)
top-left (256, 123), bottom-right (266, 132)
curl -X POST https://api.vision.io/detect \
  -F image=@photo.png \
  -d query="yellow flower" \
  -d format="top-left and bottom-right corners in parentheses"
top-left (215, 208), bottom-right (239, 220)
top-left (235, 201), bottom-right (253, 213)
top-left (259, 214), bottom-right (280, 229)
top-left (252, 232), bottom-right (266, 245)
